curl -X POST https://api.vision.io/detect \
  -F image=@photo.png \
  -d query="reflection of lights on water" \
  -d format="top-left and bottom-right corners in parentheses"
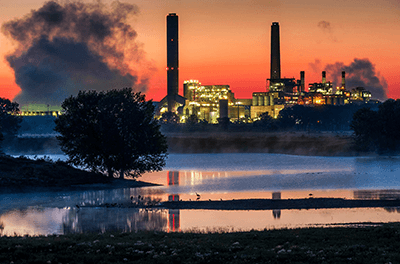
top-left (176, 171), bottom-right (230, 186)
top-left (168, 209), bottom-right (180, 233)
top-left (2, 205), bottom-right (400, 236)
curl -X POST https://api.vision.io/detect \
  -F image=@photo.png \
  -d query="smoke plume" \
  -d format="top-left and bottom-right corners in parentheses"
top-left (325, 58), bottom-right (388, 101)
top-left (317, 20), bottom-right (337, 42)
top-left (317, 21), bottom-right (332, 33)
top-left (2, 1), bottom-right (150, 105)
top-left (308, 59), bottom-right (322, 74)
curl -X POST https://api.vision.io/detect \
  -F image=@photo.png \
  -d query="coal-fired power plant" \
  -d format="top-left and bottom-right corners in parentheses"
top-left (167, 13), bottom-right (179, 112)
top-left (153, 16), bottom-right (375, 122)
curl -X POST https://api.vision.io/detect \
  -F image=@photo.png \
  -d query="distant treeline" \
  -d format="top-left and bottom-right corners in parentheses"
top-left (6, 100), bottom-right (400, 155)
top-left (160, 104), bottom-right (378, 133)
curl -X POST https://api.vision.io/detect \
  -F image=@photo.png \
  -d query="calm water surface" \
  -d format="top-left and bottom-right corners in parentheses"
top-left (2, 153), bottom-right (400, 236)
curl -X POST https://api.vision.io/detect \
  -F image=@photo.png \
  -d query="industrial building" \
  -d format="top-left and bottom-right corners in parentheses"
top-left (17, 104), bottom-right (62, 117)
top-left (181, 80), bottom-right (240, 123)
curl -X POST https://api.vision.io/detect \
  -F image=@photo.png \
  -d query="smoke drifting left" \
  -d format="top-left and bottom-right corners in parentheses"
top-left (2, 1), bottom-right (150, 105)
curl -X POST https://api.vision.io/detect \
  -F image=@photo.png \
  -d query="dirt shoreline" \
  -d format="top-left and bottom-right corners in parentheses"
top-left (160, 198), bottom-right (400, 210)
top-left (74, 198), bottom-right (400, 211)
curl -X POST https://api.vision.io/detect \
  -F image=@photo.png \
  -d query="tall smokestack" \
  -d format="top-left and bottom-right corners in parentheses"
top-left (341, 71), bottom-right (346, 89)
top-left (300, 71), bottom-right (305, 93)
top-left (270, 22), bottom-right (281, 81)
top-left (167, 13), bottom-right (179, 112)
top-left (322, 71), bottom-right (326, 85)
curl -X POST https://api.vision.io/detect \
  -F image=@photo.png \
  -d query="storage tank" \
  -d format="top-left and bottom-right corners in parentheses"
top-left (252, 95), bottom-right (258, 106)
top-left (264, 95), bottom-right (270, 106)
top-left (219, 99), bottom-right (228, 118)
top-left (270, 95), bottom-right (274, 106)
top-left (258, 95), bottom-right (264, 106)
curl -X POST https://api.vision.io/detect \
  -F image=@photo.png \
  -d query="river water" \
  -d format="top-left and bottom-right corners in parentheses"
top-left (1, 153), bottom-right (400, 236)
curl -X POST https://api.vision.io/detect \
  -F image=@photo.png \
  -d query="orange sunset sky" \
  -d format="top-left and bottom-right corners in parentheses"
top-left (0, 0), bottom-right (399, 105)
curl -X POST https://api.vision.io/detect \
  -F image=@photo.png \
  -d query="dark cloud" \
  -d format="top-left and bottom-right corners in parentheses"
top-left (325, 58), bottom-right (388, 101)
top-left (317, 21), bottom-right (332, 33)
top-left (2, 1), bottom-right (149, 105)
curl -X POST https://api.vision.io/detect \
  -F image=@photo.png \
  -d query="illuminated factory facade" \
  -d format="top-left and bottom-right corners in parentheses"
top-left (182, 80), bottom-right (239, 123)
top-left (156, 17), bottom-right (375, 124)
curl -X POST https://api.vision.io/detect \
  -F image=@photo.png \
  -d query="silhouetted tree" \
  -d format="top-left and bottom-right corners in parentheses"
top-left (253, 112), bottom-right (277, 130)
top-left (217, 117), bottom-right (230, 130)
top-left (351, 99), bottom-right (400, 153)
top-left (186, 114), bottom-right (199, 125)
top-left (351, 107), bottom-right (380, 152)
top-left (0, 98), bottom-right (22, 150)
top-left (276, 105), bottom-right (300, 130)
top-left (183, 114), bottom-right (199, 132)
top-left (159, 111), bottom-right (180, 132)
top-left (55, 88), bottom-right (168, 178)
top-left (277, 104), bottom-right (371, 131)
top-left (375, 99), bottom-right (400, 152)
top-left (159, 112), bottom-right (179, 124)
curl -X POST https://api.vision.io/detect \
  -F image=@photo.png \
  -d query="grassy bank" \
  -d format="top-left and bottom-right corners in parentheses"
top-left (1, 223), bottom-right (400, 263)
top-left (0, 155), bottom-right (155, 193)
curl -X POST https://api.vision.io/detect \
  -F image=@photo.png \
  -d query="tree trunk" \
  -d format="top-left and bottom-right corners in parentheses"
top-left (120, 170), bottom-right (124, 179)
top-left (108, 167), bottom-right (113, 178)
